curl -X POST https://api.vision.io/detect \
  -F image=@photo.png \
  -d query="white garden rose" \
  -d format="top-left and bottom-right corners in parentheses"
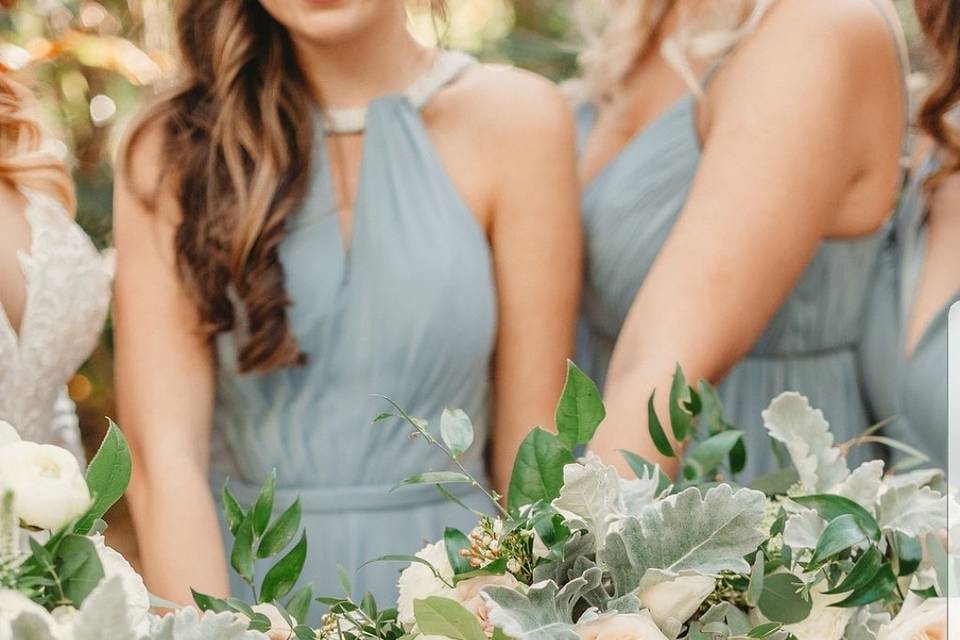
top-left (396, 540), bottom-right (455, 627)
top-left (0, 589), bottom-right (63, 640)
top-left (574, 611), bottom-right (669, 640)
top-left (878, 594), bottom-right (946, 640)
top-left (0, 441), bottom-right (91, 530)
top-left (635, 572), bottom-right (715, 638)
top-left (0, 422), bottom-right (19, 448)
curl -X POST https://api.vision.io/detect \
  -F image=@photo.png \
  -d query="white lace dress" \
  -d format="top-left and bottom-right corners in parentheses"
top-left (0, 188), bottom-right (113, 464)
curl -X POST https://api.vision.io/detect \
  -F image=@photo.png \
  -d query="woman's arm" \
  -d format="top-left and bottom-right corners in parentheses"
top-left (481, 71), bottom-right (583, 496)
top-left (113, 124), bottom-right (229, 603)
top-left (589, 0), bottom-right (905, 477)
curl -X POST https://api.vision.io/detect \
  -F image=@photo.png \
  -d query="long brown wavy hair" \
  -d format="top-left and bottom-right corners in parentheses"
top-left (125, 0), bottom-right (445, 373)
top-left (0, 75), bottom-right (75, 212)
top-left (916, 0), bottom-right (960, 189)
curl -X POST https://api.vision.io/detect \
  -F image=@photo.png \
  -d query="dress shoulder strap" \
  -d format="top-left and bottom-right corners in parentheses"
top-left (323, 50), bottom-right (477, 135)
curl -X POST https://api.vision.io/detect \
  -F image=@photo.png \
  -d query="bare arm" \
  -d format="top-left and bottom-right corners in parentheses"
top-left (485, 73), bottom-right (583, 495)
top-left (113, 125), bottom-right (229, 603)
top-left (589, 0), bottom-right (904, 477)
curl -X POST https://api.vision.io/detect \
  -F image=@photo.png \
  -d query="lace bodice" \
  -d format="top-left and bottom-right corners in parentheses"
top-left (0, 188), bottom-right (113, 461)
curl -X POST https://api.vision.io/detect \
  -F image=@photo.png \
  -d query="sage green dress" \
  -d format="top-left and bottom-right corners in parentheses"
top-left (207, 51), bottom-right (495, 609)
top-left (575, 2), bottom-right (907, 479)
top-left (860, 152), bottom-right (957, 470)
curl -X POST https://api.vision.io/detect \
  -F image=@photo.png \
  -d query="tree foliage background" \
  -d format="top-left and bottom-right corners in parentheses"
top-left (0, 0), bottom-right (929, 560)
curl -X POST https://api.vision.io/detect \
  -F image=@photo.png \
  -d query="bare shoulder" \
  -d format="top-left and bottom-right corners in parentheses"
top-left (741, 0), bottom-right (901, 75)
top-left (115, 107), bottom-right (183, 228)
top-left (437, 62), bottom-right (576, 146)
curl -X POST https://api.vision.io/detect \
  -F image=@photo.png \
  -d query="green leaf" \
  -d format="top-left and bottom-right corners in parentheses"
top-left (792, 495), bottom-right (881, 542)
top-left (252, 470), bottom-right (277, 538)
top-left (683, 430), bottom-right (744, 480)
top-left (748, 622), bottom-right (784, 638)
top-left (56, 534), bottom-right (106, 606)
top-left (832, 563), bottom-right (897, 607)
top-left (414, 596), bottom-right (487, 640)
top-left (555, 360), bottom-right (605, 450)
top-left (749, 467), bottom-right (800, 496)
top-left (824, 546), bottom-right (883, 595)
top-left (619, 450), bottom-right (671, 495)
top-left (507, 427), bottom-right (575, 515)
top-left (75, 420), bottom-right (132, 535)
top-left (393, 472), bottom-right (473, 491)
top-left (286, 583), bottom-right (313, 624)
top-left (440, 408), bottom-right (475, 458)
top-left (698, 381), bottom-right (733, 436)
top-left (669, 365), bottom-right (693, 442)
top-left (757, 573), bottom-right (812, 624)
top-left (260, 531), bottom-right (307, 603)
top-left (231, 514), bottom-right (255, 584)
top-left (294, 626), bottom-right (316, 640)
top-left (746, 552), bottom-right (765, 607)
top-left (444, 528), bottom-right (473, 575)
top-left (257, 498), bottom-right (302, 559)
top-left (192, 589), bottom-right (231, 613)
top-left (337, 564), bottom-right (352, 597)
top-left (647, 391), bottom-right (675, 458)
top-left (221, 484), bottom-right (245, 537)
top-left (891, 532), bottom-right (922, 576)
top-left (453, 557), bottom-right (509, 584)
top-left (809, 514), bottom-right (868, 566)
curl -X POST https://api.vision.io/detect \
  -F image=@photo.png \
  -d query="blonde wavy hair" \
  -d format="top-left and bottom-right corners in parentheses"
top-left (0, 75), bottom-right (75, 212)
top-left (577, 0), bottom-right (777, 103)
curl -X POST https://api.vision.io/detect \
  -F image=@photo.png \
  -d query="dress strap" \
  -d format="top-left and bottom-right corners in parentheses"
top-left (323, 50), bottom-right (477, 135)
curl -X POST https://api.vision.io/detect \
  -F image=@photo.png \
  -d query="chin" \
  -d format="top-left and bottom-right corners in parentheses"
top-left (258, 0), bottom-right (391, 46)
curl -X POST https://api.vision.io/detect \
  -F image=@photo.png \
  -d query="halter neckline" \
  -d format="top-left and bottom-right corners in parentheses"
top-left (320, 49), bottom-right (476, 135)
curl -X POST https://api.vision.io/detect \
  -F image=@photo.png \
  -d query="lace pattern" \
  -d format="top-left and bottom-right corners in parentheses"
top-left (0, 188), bottom-right (113, 462)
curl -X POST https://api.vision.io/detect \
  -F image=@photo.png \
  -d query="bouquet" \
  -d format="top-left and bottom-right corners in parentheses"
top-left (315, 363), bottom-right (952, 640)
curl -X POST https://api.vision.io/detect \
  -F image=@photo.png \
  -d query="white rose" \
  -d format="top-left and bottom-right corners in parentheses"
top-left (0, 422), bottom-right (20, 448)
top-left (397, 540), bottom-right (455, 627)
top-left (878, 594), bottom-right (946, 640)
top-left (0, 442), bottom-right (91, 531)
top-left (574, 611), bottom-right (669, 640)
top-left (635, 572), bottom-right (715, 638)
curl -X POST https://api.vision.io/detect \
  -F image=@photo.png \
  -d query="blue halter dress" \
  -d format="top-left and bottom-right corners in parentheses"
top-left (860, 152), bottom-right (958, 470)
top-left (575, 4), bottom-right (907, 479)
top-left (207, 51), bottom-right (496, 610)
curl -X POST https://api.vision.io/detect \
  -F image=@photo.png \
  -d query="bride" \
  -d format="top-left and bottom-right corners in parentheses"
top-left (0, 64), bottom-right (113, 463)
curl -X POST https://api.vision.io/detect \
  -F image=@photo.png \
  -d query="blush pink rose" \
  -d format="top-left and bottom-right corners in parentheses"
top-left (574, 611), bottom-right (669, 640)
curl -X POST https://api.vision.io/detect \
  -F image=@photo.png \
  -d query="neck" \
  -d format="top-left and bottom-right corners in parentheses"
top-left (290, 7), bottom-right (430, 109)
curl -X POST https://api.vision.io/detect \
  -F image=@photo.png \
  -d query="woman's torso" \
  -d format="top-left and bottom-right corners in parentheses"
top-left (0, 187), bottom-right (112, 461)
top-left (575, 0), bottom-right (906, 478)
top-left (860, 152), bottom-right (959, 470)
top-left (208, 51), bottom-right (498, 603)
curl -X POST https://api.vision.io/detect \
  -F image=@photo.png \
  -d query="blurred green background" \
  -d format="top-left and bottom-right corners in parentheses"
top-left (0, 0), bottom-right (931, 560)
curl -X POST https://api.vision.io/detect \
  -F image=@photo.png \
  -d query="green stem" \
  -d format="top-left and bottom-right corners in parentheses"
top-left (380, 397), bottom-right (510, 519)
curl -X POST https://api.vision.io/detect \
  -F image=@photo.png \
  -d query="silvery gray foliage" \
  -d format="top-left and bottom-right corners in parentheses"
top-left (531, 530), bottom-right (596, 586)
top-left (482, 568), bottom-right (604, 640)
top-left (146, 608), bottom-right (266, 640)
top-left (835, 461), bottom-right (884, 509)
top-left (843, 607), bottom-right (891, 640)
top-left (602, 485), bottom-right (767, 596)
top-left (876, 484), bottom-right (948, 538)
top-left (762, 392), bottom-right (849, 492)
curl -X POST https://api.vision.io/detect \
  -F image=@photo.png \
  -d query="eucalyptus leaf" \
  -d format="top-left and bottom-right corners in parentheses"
top-left (55, 534), bottom-right (106, 606)
top-left (747, 552), bottom-right (765, 607)
top-left (441, 408), bottom-right (475, 458)
top-left (414, 597), bottom-right (491, 640)
top-left (684, 430), bottom-right (744, 480)
top-left (757, 573), bottom-right (812, 624)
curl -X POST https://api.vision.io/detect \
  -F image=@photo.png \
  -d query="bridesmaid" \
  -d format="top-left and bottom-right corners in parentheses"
top-left (861, 0), bottom-right (960, 471)
top-left (113, 0), bottom-right (580, 605)
top-left (576, 0), bottom-right (908, 479)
